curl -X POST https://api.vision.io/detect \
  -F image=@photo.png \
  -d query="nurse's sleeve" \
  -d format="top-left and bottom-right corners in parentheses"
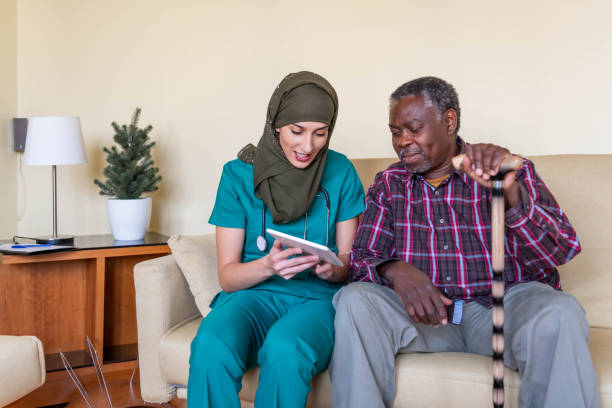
top-left (208, 163), bottom-right (247, 228)
top-left (336, 162), bottom-right (365, 222)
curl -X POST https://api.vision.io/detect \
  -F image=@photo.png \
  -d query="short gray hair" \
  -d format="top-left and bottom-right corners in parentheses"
top-left (390, 76), bottom-right (461, 134)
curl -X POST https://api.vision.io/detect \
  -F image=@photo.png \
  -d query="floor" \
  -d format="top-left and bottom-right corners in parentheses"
top-left (46, 370), bottom-right (186, 408)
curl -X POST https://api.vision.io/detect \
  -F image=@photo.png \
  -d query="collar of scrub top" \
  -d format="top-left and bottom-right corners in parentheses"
top-left (256, 187), bottom-right (330, 252)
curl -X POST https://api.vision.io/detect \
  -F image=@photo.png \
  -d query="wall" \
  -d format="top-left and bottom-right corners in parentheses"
top-left (15, 0), bottom-right (612, 236)
top-left (0, 0), bottom-right (18, 239)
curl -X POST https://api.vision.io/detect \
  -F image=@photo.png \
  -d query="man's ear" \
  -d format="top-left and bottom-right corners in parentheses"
top-left (445, 109), bottom-right (458, 136)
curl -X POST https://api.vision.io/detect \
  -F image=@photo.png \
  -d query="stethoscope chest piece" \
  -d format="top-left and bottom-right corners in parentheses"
top-left (256, 235), bottom-right (267, 252)
top-left (256, 187), bottom-right (330, 253)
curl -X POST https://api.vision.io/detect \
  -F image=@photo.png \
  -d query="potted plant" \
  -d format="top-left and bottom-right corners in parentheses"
top-left (94, 108), bottom-right (161, 240)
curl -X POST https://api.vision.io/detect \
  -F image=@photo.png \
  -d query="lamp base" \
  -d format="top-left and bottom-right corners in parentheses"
top-left (35, 235), bottom-right (74, 245)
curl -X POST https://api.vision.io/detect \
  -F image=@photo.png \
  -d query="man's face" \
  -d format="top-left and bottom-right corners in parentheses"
top-left (389, 95), bottom-right (457, 178)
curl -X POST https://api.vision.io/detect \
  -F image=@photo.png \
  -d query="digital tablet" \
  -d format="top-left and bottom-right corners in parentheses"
top-left (266, 228), bottom-right (344, 267)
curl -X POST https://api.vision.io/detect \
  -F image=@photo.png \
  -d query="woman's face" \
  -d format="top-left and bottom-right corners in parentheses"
top-left (276, 121), bottom-right (329, 168)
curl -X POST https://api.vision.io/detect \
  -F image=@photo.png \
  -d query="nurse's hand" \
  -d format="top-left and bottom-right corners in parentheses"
top-left (264, 240), bottom-right (320, 280)
top-left (314, 253), bottom-right (351, 282)
top-left (314, 263), bottom-right (334, 280)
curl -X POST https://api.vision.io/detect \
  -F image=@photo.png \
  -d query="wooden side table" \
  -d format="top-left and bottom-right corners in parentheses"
top-left (0, 233), bottom-right (171, 407)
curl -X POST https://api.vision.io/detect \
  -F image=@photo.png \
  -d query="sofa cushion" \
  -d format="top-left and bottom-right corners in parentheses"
top-left (351, 157), bottom-right (397, 192)
top-left (160, 318), bottom-right (612, 407)
top-left (167, 234), bottom-right (220, 315)
top-left (558, 248), bottom-right (612, 329)
top-left (528, 155), bottom-right (612, 252)
top-left (393, 352), bottom-right (520, 408)
top-left (529, 155), bottom-right (612, 331)
top-left (159, 316), bottom-right (200, 385)
top-left (589, 328), bottom-right (612, 396)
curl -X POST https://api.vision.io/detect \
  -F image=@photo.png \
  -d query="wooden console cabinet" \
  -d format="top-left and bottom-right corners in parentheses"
top-left (0, 233), bottom-right (170, 407)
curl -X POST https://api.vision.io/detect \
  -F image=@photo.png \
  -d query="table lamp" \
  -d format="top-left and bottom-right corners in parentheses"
top-left (24, 116), bottom-right (87, 244)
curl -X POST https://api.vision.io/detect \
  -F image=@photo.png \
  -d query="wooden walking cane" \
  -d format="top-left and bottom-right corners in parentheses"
top-left (452, 153), bottom-right (522, 408)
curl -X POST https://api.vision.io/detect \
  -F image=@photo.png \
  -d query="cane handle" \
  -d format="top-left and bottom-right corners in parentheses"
top-left (451, 153), bottom-right (522, 175)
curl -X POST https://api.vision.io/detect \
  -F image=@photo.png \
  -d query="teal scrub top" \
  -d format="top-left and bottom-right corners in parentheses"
top-left (209, 150), bottom-right (365, 305)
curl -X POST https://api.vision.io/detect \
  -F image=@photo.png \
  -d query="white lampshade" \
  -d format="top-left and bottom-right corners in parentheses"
top-left (24, 116), bottom-right (87, 165)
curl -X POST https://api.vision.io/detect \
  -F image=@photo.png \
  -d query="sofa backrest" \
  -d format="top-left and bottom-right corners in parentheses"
top-left (350, 155), bottom-right (612, 330)
top-left (529, 155), bottom-right (612, 329)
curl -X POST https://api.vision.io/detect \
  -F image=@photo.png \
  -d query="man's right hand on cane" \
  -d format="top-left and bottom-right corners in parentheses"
top-left (380, 261), bottom-right (452, 326)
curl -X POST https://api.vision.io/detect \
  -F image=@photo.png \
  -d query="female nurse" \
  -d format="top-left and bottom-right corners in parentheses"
top-left (187, 71), bottom-right (365, 408)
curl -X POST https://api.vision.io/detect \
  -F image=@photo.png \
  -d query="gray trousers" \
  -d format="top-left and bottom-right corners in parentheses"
top-left (329, 281), bottom-right (600, 408)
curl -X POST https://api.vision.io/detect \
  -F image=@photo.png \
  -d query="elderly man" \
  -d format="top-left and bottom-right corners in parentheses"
top-left (329, 77), bottom-right (599, 408)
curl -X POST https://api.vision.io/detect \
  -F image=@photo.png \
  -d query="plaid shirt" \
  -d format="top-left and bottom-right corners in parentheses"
top-left (349, 157), bottom-right (581, 307)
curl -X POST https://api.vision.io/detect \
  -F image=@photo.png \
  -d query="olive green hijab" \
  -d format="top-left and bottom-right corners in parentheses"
top-left (238, 71), bottom-right (338, 224)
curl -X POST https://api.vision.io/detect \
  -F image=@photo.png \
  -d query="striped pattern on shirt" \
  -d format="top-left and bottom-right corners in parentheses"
top-left (349, 158), bottom-right (581, 307)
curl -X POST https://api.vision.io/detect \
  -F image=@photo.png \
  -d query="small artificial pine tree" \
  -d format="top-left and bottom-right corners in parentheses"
top-left (94, 108), bottom-right (161, 199)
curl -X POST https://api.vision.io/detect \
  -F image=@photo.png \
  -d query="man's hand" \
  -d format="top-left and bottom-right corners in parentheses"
top-left (381, 261), bottom-right (453, 326)
top-left (461, 143), bottom-right (521, 208)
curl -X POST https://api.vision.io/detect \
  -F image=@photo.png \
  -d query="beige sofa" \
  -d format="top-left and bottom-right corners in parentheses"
top-left (0, 335), bottom-right (45, 407)
top-left (134, 155), bottom-right (612, 407)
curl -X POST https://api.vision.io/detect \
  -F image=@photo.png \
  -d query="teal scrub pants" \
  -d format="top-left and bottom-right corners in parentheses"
top-left (187, 289), bottom-right (336, 408)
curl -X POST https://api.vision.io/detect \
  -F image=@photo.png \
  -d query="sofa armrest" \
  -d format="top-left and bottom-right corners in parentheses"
top-left (134, 253), bottom-right (200, 402)
top-left (0, 335), bottom-right (45, 406)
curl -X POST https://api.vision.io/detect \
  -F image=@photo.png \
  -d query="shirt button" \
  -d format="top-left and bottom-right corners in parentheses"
top-left (435, 190), bottom-right (440, 196)
top-left (443, 244), bottom-right (449, 250)
top-left (446, 276), bottom-right (451, 281)
top-left (439, 218), bottom-right (445, 224)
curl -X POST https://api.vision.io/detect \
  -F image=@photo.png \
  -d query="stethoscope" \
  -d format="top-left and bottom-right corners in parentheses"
top-left (256, 187), bottom-right (330, 252)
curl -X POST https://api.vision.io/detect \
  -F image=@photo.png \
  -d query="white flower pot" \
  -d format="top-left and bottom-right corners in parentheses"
top-left (107, 197), bottom-right (152, 241)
